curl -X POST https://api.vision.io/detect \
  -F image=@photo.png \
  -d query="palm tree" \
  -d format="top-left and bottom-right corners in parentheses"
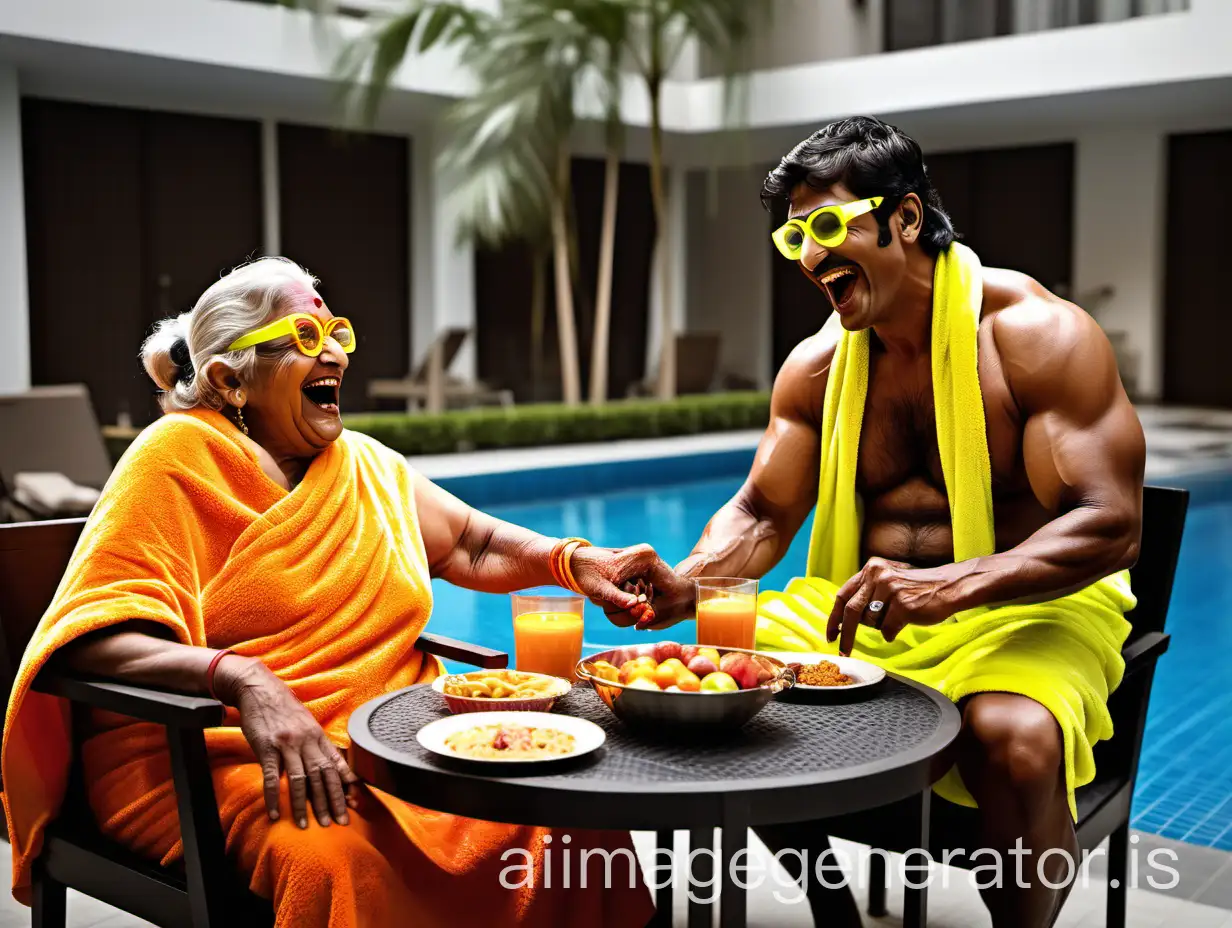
top-left (619, 0), bottom-right (754, 399)
top-left (290, 0), bottom-right (593, 405)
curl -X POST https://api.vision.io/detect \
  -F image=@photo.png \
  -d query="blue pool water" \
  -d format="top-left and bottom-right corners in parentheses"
top-left (428, 469), bottom-right (1232, 851)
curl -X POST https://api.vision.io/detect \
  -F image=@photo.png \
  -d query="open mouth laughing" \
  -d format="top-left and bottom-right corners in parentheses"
top-left (816, 261), bottom-right (863, 312)
top-left (302, 376), bottom-right (341, 414)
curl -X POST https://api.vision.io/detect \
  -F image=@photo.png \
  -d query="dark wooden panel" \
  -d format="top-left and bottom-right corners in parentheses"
top-left (921, 150), bottom-right (974, 245)
top-left (1164, 130), bottom-right (1232, 406)
top-left (771, 222), bottom-right (831, 379)
top-left (22, 99), bottom-right (146, 426)
top-left (475, 157), bottom-right (653, 402)
top-left (279, 124), bottom-right (409, 413)
top-left (968, 143), bottom-right (1074, 293)
top-left (143, 111), bottom-right (263, 337)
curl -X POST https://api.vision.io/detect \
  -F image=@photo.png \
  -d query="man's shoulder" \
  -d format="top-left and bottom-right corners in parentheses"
top-left (771, 318), bottom-right (841, 421)
top-left (982, 267), bottom-right (1097, 362)
top-left (981, 267), bottom-right (1112, 404)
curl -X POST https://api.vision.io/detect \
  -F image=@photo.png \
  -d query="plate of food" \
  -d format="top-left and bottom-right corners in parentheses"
top-left (416, 711), bottom-right (606, 765)
top-left (432, 669), bottom-right (572, 714)
top-left (760, 652), bottom-right (886, 693)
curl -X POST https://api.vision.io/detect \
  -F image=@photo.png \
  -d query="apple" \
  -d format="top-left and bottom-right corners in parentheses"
top-left (680, 645), bottom-right (700, 664)
top-left (699, 671), bottom-right (739, 693)
top-left (698, 647), bottom-right (721, 667)
top-left (719, 652), bottom-right (773, 690)
top-left (654, 641), bottom-right (683, 663)
top-left (626, 677), bottom-right (661, 691)
top-left (664, 685), bottom-right (682, 693)
top-left (686, 655), bottom-right (718, 678)
top-left (634, 643), bottom-right (659, 660)
top-left (675, 668), bottom-right (702, 692)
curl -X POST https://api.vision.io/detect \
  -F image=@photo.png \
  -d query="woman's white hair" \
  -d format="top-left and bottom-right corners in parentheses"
top-left (142, 257), bottom-right (319, 412)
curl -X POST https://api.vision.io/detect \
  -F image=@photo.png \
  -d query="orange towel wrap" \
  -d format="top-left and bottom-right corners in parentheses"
top-left (2, 409), bottom-right (652, 927)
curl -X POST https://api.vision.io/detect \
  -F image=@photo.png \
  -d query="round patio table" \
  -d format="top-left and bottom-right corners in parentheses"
top-left (348, 675), bottom-right (961, 928)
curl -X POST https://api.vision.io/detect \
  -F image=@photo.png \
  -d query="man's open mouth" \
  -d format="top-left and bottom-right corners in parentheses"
top-left (817, 262), bottom-right (861, 311)
top-left (302, 377), bottom-right (341, 413)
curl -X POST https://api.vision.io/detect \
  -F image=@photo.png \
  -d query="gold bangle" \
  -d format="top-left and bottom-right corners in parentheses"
top-left (562, 539), bottom-right (591, 594)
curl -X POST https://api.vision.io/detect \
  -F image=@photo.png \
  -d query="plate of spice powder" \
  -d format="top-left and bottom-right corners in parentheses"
top-left (762, 652), bottom-right (886, 694)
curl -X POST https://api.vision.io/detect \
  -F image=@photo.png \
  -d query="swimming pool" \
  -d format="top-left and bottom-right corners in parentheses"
top-left (427, 464), bottom-right (1232, 851)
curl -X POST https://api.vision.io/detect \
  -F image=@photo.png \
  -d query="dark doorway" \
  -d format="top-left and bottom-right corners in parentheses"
top-left (1163, 130), bottom-right (1232, 407)
top-left (770, 222), bottom-right (831, 377)
top-left (474, 158), bottom-right (655, 403)
top-left (22, 99), bottom-right (262, 426)
top-left (278, 124), bottom-right (409, 413)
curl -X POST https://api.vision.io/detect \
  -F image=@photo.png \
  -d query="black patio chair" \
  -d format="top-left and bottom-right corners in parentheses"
top-left (821, 485), bottom-right (1188, 928)
top-left (0, 517), bottom-right (509, 928)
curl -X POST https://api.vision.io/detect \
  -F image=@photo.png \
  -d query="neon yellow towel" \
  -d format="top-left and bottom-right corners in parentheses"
top-left (755, 242), bottom-right (1134, 819)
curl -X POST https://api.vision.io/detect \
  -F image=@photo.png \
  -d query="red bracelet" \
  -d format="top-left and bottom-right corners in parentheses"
top-left (205, 648), bottom-right (235, 701)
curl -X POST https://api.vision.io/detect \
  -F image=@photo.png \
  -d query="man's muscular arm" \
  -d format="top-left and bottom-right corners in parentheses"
top-left (669, 334), bottom-right (832, 597)
top-left (831, 298), bottom-right (1144, 652)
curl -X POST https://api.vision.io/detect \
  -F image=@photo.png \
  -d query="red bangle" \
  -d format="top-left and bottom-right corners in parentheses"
top-left (205, 648), bottom-right (235, 701)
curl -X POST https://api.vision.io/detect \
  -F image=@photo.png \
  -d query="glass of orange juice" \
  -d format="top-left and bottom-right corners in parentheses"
top-left (512, 590), bottom-right (585, 681)
top-left (695, 578), bottom-right (759, 650)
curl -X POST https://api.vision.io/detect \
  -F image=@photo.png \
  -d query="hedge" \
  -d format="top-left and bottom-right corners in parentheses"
top-left (102, 392), bottom-right (771, 463)
top-left (344, 391), bottom-right (771, 456)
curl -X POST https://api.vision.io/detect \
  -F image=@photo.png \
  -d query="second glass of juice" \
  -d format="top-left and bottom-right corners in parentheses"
top-left (512, 591), bottom-right (585, 681)
top-left (695, 578), bottom-right (759, 650)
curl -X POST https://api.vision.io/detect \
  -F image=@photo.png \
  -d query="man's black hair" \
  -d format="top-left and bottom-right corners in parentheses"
top-left (762, 116), bottom-right (958, 256)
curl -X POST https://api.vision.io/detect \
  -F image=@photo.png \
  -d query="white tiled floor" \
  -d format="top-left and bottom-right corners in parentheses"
top-left (4, 833), bottom-right (1229, 928)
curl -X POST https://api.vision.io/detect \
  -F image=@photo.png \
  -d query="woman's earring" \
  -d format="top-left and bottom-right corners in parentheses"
top-left (235, 405), bottom-right (249, 436)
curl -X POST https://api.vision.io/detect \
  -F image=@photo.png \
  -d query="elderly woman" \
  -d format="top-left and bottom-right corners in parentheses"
top-left (2, 258), bottom-right (675, 927)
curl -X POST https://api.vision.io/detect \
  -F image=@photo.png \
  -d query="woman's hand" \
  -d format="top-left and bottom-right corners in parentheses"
top-left (569, 544), bottom-right (694, 628)
top-left (214, 656), bottom-right (359, 829)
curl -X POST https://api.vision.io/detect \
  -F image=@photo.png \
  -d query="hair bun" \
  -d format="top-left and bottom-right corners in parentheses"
top-left (169, 337), bottom-right (195, 384)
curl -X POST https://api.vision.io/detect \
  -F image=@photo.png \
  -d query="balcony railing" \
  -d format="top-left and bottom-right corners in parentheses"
top-left (885, 0), bottom-right (1191, 52)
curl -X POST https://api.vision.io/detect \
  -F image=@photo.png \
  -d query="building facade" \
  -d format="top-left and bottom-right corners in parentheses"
top-left (1, 0), bottom-right (1229, 422)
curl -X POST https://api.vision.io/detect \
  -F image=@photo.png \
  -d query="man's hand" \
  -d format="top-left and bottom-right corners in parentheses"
top-left (828, 557), bottom-right (968, 655)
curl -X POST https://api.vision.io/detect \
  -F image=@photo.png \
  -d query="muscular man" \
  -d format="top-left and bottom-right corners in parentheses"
top-left (643, 118), bottom-right (1145, 927)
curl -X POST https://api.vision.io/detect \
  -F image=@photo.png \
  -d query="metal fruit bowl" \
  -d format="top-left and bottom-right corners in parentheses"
top-left (574, 645), bottom-right (795, 737)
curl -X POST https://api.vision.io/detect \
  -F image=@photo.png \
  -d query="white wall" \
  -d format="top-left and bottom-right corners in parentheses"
top-left (1073, 130), bottom-right (1166, 401)
top-left (703, 0), bottom-right (883, 76)
top-left (685, 167), bottom-right (772, 390)
top-left (0, 66), bottom-right (29, 392)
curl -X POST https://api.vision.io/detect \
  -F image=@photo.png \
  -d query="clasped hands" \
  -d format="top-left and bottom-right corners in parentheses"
top-left (595, 551), bottom-right (967, 656)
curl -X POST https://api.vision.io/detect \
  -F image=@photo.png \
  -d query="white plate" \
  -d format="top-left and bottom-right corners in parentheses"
top-left (416, 711), bottom-right (605, 765)
top-left (761, 652), bottom-right (886, 691)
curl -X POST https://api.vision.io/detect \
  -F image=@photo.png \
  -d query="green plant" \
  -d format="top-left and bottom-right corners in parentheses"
top-left (342, 391), bottom-right (769, 456)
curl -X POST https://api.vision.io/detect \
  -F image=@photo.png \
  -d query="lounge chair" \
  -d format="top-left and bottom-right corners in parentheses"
top-left (367, 328), bottom-right (514, 413)
top-left (628, 332), bottom-right (723, 398)
top-left (0, 385), bottom-right (113, 522)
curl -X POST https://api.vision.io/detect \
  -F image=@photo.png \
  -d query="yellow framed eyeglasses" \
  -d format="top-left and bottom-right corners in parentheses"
top-left (227, 314), bottom-right (356, 357)
top-left (771, 196), bottom-right (884, 261)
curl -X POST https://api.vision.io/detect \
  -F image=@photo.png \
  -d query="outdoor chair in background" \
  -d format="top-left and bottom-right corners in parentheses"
top-left (820, 485), bottom-right (1188, 928)
top-left (0, 517), bottom-right (509, 928)
top-left (0, 385), bottom-right (113, 523)
top-left (628, 332), bottom-right (724, 397)
top-left (367, 328), bottom-right (514, 413)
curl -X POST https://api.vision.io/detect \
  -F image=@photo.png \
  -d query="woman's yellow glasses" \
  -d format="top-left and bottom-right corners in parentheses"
top-left (227, 314), bottom-right (356, 357)
top-left (771, 196), bottom-right (884, 261)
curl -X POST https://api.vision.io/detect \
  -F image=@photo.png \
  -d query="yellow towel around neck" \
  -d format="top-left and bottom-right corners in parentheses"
top-left (756, 242), bottom-right (1135, 818)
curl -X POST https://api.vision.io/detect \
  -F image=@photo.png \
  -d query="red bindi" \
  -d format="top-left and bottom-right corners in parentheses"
top-left (313, 297), bottom-right (322, 308)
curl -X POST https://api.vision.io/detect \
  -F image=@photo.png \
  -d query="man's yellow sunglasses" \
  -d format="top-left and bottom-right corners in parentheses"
top-left (227, 313), bottom-right (356, 357)
top-left (771, 196), bottom-right (884, 261)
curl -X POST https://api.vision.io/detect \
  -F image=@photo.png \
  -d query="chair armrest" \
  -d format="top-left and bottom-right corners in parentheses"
top-left (415, 632), bottom-right (508, 669)
top-left (33, 673), bottom-right (226, 728)
top-left (1122, 631), bottom-right (1170, 675)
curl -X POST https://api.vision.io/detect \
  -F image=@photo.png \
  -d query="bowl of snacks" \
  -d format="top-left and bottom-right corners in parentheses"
top-left (574, 642), bottom-right (794, 735)
top-left (432, 669), bottom-right (573, 714)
